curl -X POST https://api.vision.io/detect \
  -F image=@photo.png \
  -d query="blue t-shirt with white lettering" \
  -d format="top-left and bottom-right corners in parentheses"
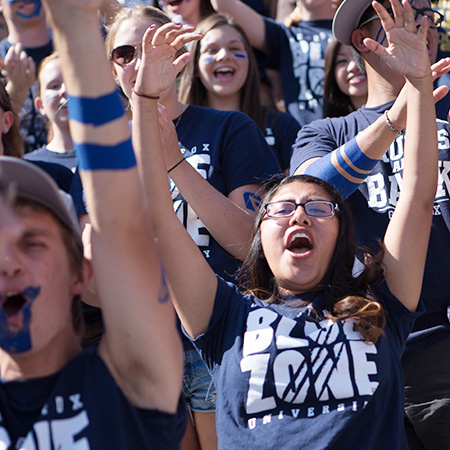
top-left (190, 277), bottom-right (417, 449)
top-left (0, 346), bottom-right (185, 449)
top-left (289, 102), bottom-right (450, 354)
top-left (173, 105), bottom-right (282, 282)
top-left (264, 18), bottom-right (332, 127)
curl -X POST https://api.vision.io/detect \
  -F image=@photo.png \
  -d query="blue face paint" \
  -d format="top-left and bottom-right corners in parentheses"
top-left (0, 286), bottom-right (40, 353)
top-left (235, 53), bottom-right (246, 59)
top-left (244, 192), bottom-right (262, 212)
top-left (202, 55), bottom-right (215, 63)
top-left (8, 0), bottom-right (42, 19)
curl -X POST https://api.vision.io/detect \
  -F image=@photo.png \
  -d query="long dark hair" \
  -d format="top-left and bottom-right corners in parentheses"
top-left (238, 175), bottom-right (386, 343)
top-left (0, 81), bottom-right (23, 158)
top-left (322, 38), bottom-right (365, 118)
top-left (178, 13), bottom-right (266, 131)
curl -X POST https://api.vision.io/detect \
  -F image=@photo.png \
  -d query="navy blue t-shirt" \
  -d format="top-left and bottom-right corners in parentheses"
top-left (264, 18), bottom-right (332, 127)
top-left (173, 105), bottom-right (282, 282)
top-left (190, 277), bottom-right (418, 449)
top-left (290, 102), bottom-right (450, 354)
top-left (264, 109), bottom-right (300, 171)
top-left (0, 346), bottom-right (186, 449)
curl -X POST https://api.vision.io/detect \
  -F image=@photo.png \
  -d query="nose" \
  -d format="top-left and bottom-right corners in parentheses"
top-left (0, 244), bottom-right (24, 279)
top-left (347, 59), bottom-right (358, 73)
top-left (288, 204), bottom-right (312, 227)
top-left (59, 82), bottom-right (67, 97)
top-left (216, 47), bottom-right (232, 61)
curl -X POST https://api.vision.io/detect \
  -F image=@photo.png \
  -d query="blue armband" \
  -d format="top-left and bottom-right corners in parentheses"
top-left (75, 138), bottom-right (137, 171)
top-left (68, 91), bottom-right (125, 126)
top-left (305, 137), bottom-right (378, 199)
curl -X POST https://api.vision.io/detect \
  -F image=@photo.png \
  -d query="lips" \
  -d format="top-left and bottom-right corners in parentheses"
top-left (213, 66), bottom-right (236, 81)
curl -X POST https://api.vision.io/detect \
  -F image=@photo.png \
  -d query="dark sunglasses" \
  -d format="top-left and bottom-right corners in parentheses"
top-left (111, 45), bottom-right (140, 67)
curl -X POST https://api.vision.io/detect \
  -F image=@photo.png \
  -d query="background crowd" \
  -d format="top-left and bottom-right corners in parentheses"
top-left (0, 0), bottom-right (449, 448)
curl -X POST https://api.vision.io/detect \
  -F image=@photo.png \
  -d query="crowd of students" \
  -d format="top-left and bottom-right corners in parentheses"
top-left (0, 0), bottom-right (449, 449)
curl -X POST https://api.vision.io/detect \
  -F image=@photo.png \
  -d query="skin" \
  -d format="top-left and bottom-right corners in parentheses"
top-left (260, 182), bottom-right (339, 297)
top-left (35, 57), bottom-right (74, 153)
top-left (158, 0), bottom-right (203, 25)
top-left (197, 25), bottom-right (249, 110)
top-left (0, 206), bottom-right (90, 380)
top-left (334, 44), bottom-right (368, 110)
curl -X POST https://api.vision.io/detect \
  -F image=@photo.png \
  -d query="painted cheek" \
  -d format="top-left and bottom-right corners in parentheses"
top-left (235, 53), bottom-right (246, 59)
top-left (201, 56), bottom-right (215, 65)
top-left (0, 285), bottom-right (40, 353)
top-left (45, 91), bottom-right (59, 102)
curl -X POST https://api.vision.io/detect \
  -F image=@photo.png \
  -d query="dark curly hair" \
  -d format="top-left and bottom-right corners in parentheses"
top-left (238, 175), bottom-right (386, 343)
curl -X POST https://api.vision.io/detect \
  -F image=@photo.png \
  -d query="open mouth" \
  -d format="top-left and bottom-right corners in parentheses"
top-left (167, 0), bottom-right (183, 6)
top-left (214, 67), bottom-right (235, 80)
top-left (287, 232), bottom-right (313, 254)
top-left (3, 292), bottom-right (27, 318)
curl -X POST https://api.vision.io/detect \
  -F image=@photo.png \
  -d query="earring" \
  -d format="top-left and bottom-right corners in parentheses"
top-left (3, 127), bottom-right (9, 133)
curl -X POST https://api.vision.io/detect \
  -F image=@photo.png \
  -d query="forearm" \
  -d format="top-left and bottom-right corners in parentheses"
top-left (169, 163), bottom-right (254, 260)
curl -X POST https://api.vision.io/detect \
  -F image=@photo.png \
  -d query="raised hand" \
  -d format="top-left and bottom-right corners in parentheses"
top-left (363, 0), bottom-right (431, 81)
top-left (134, 22), bottom-right (202, 98)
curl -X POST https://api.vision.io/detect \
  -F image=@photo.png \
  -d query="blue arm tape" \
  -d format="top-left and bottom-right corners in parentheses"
top-left (68, 91), bottom-right (125, 126)
top-left (76, 139), bottom-right (137, 171)
top-left (305, 137), bottom-right (378, 199)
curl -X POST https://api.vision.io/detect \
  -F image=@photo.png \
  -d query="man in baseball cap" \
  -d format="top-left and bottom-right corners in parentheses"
top-left (290, 0), bottom-right (450, 448)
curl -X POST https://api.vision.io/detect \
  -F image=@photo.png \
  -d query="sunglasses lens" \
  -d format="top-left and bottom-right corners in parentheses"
top-left (112, 45), bottom-right (136, 66)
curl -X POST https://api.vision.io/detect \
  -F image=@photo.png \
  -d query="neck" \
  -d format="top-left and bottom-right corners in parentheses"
top-left (0, 331), bottom-right (81, 380)
top-left (351, 94), bottom-right (367, 111)
top-left (299, 4), bottom-right (335, 21)
top-left (7, 23), bottom-right (50, 47)
top-left (206, 91), bottom-right (240, 111)
top-left (364, 64), bottom-right (404, 107)
top-left (46, 125), bottom-right (74, 154)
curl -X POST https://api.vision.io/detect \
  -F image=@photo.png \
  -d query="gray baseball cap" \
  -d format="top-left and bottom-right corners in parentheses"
top-left (333, 0), bottom-right (374, 45)
top-left (0, 156), bottom-right (82, 249)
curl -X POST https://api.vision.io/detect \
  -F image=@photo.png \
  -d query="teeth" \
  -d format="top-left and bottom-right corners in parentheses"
top-left (290, 232), bottom-right (310, 243)
top-left (216, 68), bottom-right (233, 73)
top-left (6, 291), bottom-right (20, 298)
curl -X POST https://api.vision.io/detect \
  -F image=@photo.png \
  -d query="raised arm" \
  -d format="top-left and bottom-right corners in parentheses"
top-left (210, 0), bottom-right (266, 51)
top-left (295, 57), bottom-right (449, 198)
top-left (363, 0), bottom-right (438, 311)
top-left (41, 0), bottom-right (183, 412)
top-left (132, 24), bottom-right (218, 339)
top-left (157, 106), bottom-right (260, 260)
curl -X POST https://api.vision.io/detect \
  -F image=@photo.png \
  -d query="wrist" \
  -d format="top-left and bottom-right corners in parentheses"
top-left (384, 110), bottom-right (405, 136)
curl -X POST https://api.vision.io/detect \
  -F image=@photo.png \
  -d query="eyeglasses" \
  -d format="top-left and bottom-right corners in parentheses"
top-left (264, 200), bottom-right (338, 219)
top-left (359, 6), bottom-right (444, 29)
top-left (111, 45), bottom-right (141, 67)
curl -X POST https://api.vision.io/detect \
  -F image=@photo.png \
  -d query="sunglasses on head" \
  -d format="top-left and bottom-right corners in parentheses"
top-left (111, 45), bottom-right (140, 67)
top-left (359, 6), bottom-right (444, 29)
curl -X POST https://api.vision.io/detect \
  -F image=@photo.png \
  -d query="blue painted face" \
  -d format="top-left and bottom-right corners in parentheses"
top-left (0, 286), bottom-right (40, 353)
top-left (7, 0), bottom-right (42, 20)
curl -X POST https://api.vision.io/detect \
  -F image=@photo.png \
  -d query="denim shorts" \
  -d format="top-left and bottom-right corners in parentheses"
top-left (182, 348), bottom-right (216, 412)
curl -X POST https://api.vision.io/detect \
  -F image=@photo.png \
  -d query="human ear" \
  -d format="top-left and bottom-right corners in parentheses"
top-left (351, 28), bottom-right (371, 54)
top-left (70, 258), bottom-right (93, 297)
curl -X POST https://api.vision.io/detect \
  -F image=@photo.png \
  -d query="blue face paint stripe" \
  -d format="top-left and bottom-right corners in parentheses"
top-left (235, 53), bottom-right (246, 59)
top-left (0, 285), bottom-right (40, 354)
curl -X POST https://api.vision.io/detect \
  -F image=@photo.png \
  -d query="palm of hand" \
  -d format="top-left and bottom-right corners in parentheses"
top-left (383, 27), bottom-right (430, 79)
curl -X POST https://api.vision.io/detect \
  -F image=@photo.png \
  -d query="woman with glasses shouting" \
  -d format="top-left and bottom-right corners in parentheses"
top-left (134, 0), bottom-right (440, 448)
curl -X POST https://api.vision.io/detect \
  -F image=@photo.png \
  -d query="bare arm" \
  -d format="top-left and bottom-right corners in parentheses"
top-left (42, 0), bottom-right (183, 412)
top-left (158, 107), bottom-right (258, 260)
top-left (132, 24), bottom-right (218, 339)
top-left (294, 57), bottom-right (450, 177)
top-left (365, 0), bottom-right (438, 311)
top-left (210, 0), bottom-right (266, 51)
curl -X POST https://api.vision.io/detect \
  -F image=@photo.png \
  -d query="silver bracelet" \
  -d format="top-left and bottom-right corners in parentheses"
top-left (384, 110), bottom-right (405, 136)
